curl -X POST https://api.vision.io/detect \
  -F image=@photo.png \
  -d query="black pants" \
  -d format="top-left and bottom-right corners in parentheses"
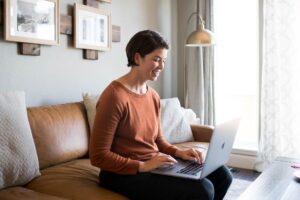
top-left (99, 165), bottom-right (232, 200)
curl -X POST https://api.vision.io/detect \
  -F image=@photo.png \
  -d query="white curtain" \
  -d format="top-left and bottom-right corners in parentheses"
top-left (256, 0), bottom-right (300, 170)
top-left (185, 0), bottom-right (215, 125)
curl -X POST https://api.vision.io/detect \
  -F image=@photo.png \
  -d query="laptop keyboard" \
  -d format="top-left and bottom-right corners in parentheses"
top-left (176, 161), bottom-right (204, 176)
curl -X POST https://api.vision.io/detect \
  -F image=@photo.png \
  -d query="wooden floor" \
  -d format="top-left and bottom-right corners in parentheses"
top-left (224, 167), bottom-right (261, 200)
top-left (230, 167), bottom-right (260, 181)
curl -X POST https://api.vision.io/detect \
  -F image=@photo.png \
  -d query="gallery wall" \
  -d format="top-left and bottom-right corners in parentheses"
top-left (0, 0), bottom-right (178, 107)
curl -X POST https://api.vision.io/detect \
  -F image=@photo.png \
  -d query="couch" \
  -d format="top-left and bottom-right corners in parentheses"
top-left (0, 101), bottom-right (213, 200)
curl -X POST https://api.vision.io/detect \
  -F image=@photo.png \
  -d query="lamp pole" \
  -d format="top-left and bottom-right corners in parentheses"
top-left (196, 0), bottom-right (200, 30)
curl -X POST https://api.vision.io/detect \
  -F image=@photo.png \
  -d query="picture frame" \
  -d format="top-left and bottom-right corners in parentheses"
top-left (4, 0), bottom-right (60, 45)
top-left (74, 3), bottom-right (111, 51)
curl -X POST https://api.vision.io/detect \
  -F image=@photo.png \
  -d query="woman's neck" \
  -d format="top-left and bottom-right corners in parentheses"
top-left (117, 70), bottom-right (148, 95)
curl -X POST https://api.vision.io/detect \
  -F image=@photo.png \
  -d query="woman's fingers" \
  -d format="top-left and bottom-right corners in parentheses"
top-left (195, 149), bottom-right (203, 164)
top-left (188, 148), bottom-right (203, 164)
top-left (157, 154), bottom-right (177, 165)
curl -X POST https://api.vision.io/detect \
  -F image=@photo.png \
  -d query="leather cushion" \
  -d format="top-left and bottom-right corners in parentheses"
top-left (26, 159), bottom-right (128, 200)
top-left (0, 187), bottom-right (67, 200)
top-left (27, 102), bottom-right (89, 169)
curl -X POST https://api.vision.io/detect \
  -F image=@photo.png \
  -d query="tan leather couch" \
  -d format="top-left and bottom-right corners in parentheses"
top-left (0, 102), bottom-right (213, 200)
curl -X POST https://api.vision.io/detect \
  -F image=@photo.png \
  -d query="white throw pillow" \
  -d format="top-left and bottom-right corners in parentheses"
top-left (0, 91), bottom-right (40, 189)
top-left (82, 93), bottom-right (99, 132)
top-left (181, 107), bottom-right (201, 125)
top-left (160, 98), bottom-right (194, 144)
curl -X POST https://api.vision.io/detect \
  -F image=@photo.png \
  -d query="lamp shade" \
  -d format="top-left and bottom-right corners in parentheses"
top-left (185, 19), bottom-right (215, 47)
top-left (186, 29), bottom-right (215, 47)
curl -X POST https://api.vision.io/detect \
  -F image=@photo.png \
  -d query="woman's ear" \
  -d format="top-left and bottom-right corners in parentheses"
top-left (134, 53), bottom-right (141, 66)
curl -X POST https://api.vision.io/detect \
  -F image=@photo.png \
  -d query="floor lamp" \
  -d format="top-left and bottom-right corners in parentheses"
top-left (183, 0), bottom-right (215, 107)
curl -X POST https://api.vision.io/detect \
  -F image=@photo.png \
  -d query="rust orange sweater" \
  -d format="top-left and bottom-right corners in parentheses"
top-left (89, 81), bottom-right (179, 174)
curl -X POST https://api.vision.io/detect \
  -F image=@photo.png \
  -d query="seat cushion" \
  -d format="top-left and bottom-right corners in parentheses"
top-left (26, 159), bottom-right (128, 200)
top-left (0, 187), bottom-right (66, 200)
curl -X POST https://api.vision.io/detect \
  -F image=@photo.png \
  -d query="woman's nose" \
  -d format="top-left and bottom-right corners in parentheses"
top-left (159, 60), bottom-right (164, 69)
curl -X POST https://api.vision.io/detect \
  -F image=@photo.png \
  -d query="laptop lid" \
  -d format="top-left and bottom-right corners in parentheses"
top-left (151, 118), bottom-right (239, 180)
top-left (200, 118), bottom-right (240, 178)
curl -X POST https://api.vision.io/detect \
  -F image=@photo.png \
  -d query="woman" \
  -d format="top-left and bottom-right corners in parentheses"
top-left (89, 30), bottom-right (232, 200)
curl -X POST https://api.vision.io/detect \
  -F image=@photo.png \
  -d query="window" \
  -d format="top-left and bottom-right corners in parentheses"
top-left (214, 0), bottom-right (259, 151)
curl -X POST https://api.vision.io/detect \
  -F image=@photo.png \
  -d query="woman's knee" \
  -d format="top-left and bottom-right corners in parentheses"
top-left (211, 165), bottom-right (233, 195)
top-left (162, 178), bottom-right (215, 200)
top-left (213, 166), bottom-right (233, 182)
top-left (202, 179), bottom-right (215, 200)
top-left (190, 179), bottom-right (214, 200)
top-left (219, 166), bottom-right (233, 185)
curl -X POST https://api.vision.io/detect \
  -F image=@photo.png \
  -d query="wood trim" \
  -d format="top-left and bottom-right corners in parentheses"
top-left (83, 49), bottom-right (98, 60)
top-left (85, 0), bottom-right (99, 7)
top-left (19, 43), bottom-right (41, 56)
top-left (97, 0), bottom-right (112, 3)
top-left (112, 25), bottom-right (121, 42)
top-left (60, 14), bottom-right (72, 35)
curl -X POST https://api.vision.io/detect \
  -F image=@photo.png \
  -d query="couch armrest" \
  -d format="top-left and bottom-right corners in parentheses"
top-left (191, 124), bottom-right (214, 143)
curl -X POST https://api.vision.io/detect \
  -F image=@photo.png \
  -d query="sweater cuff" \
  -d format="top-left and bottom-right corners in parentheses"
top-left (128, 159), bottom-right (140, 174)
top-left (168, 145), bottom-right (180, 157)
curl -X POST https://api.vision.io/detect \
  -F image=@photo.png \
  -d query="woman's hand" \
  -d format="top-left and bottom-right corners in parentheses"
top-left (138, 153), bottom-right (177, 172)
top-left (175, 148), bottom-right (203, 164)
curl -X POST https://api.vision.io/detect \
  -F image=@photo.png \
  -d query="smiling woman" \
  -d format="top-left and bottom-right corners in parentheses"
top-left (132, 48), bottom-right (167, 83)
top-left (89, 29), bottom-right (233, 200)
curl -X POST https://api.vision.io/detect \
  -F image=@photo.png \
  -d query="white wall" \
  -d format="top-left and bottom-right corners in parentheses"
top-left (0, 0), bottom-right (177, 107)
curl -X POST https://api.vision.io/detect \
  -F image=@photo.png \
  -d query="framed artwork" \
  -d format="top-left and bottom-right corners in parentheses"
top-left (74, 3), bottom-right (111, 51)
top-left (4, 0), bottom-right (59, 45)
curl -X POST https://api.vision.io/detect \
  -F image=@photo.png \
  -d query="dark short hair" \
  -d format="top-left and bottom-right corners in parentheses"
top-left (126, 30), bottom-right (169, 67)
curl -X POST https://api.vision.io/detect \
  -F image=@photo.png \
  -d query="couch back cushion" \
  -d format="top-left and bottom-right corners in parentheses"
top-left (27, 102), bottom-right (90, 170)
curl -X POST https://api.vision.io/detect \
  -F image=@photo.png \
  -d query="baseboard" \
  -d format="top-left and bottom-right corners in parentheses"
top-left (227, 149), bottom-right (257, 170)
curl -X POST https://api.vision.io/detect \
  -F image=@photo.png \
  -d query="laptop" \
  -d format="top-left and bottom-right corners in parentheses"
top-left (151, 118), bottom-right (239, 180)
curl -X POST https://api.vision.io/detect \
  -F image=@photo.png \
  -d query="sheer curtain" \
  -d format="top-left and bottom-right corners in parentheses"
top-left (256, 0), bottom-right (300, 170)
top-left (185, 0), bottom-right (215, 125)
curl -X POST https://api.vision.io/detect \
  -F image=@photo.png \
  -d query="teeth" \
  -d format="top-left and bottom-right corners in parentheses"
top-left (153, 70), bottom-right (160, 75)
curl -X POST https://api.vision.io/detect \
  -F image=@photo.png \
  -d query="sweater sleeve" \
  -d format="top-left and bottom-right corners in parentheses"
top-left (89, 86), bottom-right (140, 174)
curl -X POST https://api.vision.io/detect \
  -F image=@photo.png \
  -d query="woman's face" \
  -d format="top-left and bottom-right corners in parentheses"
top-left (135, 48), bottom-right (168, 82)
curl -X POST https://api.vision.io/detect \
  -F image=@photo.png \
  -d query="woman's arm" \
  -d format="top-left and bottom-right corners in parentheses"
top-left (89, 87), bottom-right (139, 174)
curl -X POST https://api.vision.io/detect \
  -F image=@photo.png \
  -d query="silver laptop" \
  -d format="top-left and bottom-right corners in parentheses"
top-left (151, 118), bottom-right (239, 180)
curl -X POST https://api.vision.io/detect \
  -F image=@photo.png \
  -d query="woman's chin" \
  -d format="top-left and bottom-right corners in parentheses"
top-left (151, 76), bottom-right (159, 81)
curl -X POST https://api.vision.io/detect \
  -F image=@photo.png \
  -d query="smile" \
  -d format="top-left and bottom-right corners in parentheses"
top-left (153, 70), bottom-right (161, 76)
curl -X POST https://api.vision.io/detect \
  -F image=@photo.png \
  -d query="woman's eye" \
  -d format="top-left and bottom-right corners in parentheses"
top-left (154, 58), bottom-right (161, 62)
